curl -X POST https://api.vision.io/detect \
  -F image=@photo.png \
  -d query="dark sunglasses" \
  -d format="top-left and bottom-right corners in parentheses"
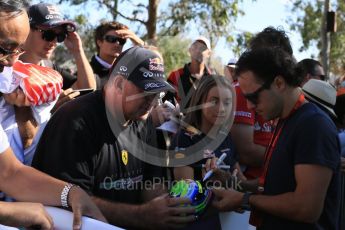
top-left (103, 35), bottom-right (126, 46)
top-left (39, 29), bottom-right (67, 43)
top-left (243, 79), bottom-right (273, 105)
top-left (0, 44), bottom-right (25, 61)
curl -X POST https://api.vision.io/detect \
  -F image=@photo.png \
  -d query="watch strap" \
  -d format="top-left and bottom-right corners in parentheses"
top-left (241, 192), bottom-right (253, 211)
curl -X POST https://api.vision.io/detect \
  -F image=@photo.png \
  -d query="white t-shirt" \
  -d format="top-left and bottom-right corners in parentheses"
top-left (0, 66), bottom-right (19, 94)
top-left (0, 97), bottom-right (53, 165)
top-left (0, 125), bottom-right (9, 154)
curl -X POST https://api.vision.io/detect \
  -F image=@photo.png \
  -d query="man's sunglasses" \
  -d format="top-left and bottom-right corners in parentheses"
top-left (103, 35), bottom-right (126, 46)
top-left (38, 29), bottom-right (67, 43)
top-left (0, 44), bottom-right (25, 61)
top-left (243, 79), bottom-right (273, 105)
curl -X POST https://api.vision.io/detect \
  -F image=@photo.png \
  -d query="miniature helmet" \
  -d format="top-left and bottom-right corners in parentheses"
top-left (169, 179), bottom-right (212, 216)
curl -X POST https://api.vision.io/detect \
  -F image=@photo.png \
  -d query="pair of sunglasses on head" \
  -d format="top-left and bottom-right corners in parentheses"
top-left (103, 35), bottom-right (126, 46)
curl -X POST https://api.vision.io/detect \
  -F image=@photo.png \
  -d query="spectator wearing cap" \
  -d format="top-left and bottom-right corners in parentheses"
top-left (21, 3), bottom-right (96, 95)
top-left (0, 3), bottom-right (96, 167)
top-left (7, 2), bottom-right (98, 155)
top-left (297, 58), bottom-right (325, 86)
top-left (32, 46), bottom-right (197, 228)
top-left (90, 21), bottom-right (144, 89)
top-left (0, 1), bottom-right (107, 228)
top-left (164, 36), bottom-right (213, 111)
top-left (224, 57), bottom-right (237, 83)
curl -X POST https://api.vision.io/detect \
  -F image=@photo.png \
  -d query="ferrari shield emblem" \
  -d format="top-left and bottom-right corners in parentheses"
top-left (121, 150), bottom-right (128, 166)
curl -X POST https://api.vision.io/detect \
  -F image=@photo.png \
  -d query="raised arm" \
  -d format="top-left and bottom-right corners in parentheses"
top-left (64, 31), bottom-right (96, 90)
top-left (114, 29), bottom-right (145, 46)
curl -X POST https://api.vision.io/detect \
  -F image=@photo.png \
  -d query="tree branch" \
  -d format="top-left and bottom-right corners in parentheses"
top-left (115, 10), bottom-right (147, 25)
top-left (159, 18), bottom-right (179, 36)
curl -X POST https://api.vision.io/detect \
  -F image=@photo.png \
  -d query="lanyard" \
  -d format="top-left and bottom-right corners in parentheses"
top-left (258, 93), bottom-right (305, 192)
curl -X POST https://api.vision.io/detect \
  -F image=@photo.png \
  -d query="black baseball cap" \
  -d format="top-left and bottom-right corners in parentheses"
top-left (28, 3), bottom-right (76, 31)
top-left (110, 46), bottom-right (175, 93)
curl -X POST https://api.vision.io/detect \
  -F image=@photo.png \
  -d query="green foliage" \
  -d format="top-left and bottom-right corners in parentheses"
top-left (59, 0), bottom-right (119, 20)
top-left (288, 1), bottom-right (323, 52)
top-left (287, 0), bottom-right (345, 75)
top-left (156, 35), bottom-right (191, 76)
top-left (53, 14), bottom-right (96, 69)
top-left (232, 31), bottom-right (253, 57)
top-left (53, 45), bottom-right (75, 72)
top-left (74, 14), bottom-right (97, 58)
top-left (159, 0), bottom-right (246, 47)
top-left (156, 35), bottom-right (224, 77)
top-left (52, 0), bottom-right (254, 73)
top-left (210, 55), bottom-right (225, 75)
top-left (329, 2), bottom-right (345, 74)
top-left (58, 0), bottom-right (250, 48)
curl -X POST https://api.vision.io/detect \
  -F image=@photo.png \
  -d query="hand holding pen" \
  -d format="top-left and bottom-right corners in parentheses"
top-left (203, 153), bottom-right (227, 182)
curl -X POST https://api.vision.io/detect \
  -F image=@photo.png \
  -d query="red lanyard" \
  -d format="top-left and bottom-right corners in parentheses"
top-left (258, 93), bottom-right (305, 192)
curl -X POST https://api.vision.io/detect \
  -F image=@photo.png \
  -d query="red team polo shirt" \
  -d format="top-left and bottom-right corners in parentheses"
top-left (233, 81), bottom-right (274, 179)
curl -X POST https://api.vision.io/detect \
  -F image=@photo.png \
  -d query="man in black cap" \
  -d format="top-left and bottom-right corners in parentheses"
top-left (32, 46), bottom-right (197, 229)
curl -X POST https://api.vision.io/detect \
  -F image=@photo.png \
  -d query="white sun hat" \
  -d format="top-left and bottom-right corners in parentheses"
top-left (302, 79), bottom-right (337, 117)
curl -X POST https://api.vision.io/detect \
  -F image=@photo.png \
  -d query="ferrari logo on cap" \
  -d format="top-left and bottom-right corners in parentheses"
top-left (121, 150), bottom-right (128, 166)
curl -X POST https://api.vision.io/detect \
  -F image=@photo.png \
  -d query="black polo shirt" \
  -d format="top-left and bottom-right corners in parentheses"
top-left (32, 90), bottom-right (162, 204)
